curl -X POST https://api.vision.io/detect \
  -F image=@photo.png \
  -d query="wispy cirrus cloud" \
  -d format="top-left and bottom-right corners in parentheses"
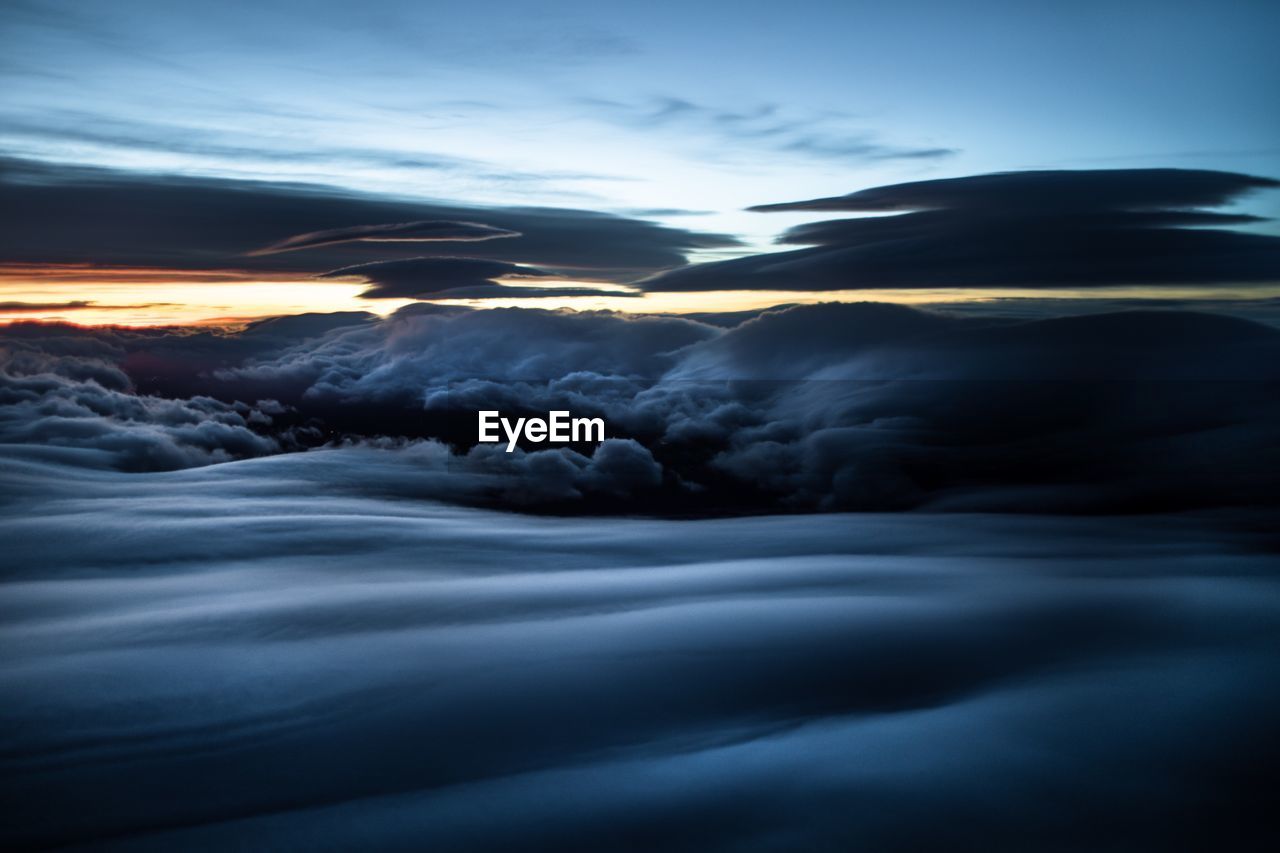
top-left (0, 109), bottom-right (626, 195)
top-left (581, 95), bottom-right (958, 163)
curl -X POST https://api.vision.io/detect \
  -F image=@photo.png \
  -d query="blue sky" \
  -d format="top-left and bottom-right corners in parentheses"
top-left (2, 0), bottom-right (1279, 324)
top-left (4, 0), bottom-right (1278, 248)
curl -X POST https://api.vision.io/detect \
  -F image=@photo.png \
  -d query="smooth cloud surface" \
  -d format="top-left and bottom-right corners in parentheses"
top-left (1, 451), bottom-right (1277, 850)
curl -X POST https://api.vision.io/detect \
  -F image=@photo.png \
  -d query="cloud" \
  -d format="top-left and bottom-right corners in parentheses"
top-left (249, 220), bottom-right (521, 255)
top-left (4, 298), bottom-right (1280, 849)
top-left (584, 96), bottom-right (958, 163)
top-left (0, 300), bottom-right (174, 313)
top-left (747, 168), bottom-right (1280, 213)
top-left (221, 306), bottom-right (715, 404)
top-left (0, 311), bottom-right (391, 469)
top-left (0, 347), bottom-right (287, 471)
top-left (0, 106), bottom-right (633, 196)
top-left (416, 284), bottom-right (641, 300)
top-left (0, 300), bottom-right (92, 312)
top-left (317, 257), bottom-right (636, 300)
top-left (4, 301), bottom-right (1277, 514)
top-left (1, 450), bottom-right (1278, 849)
top-left (319, 257), bottom-right (554, 299)
top-left (915, 295), bottom-right (1280, 326)
top-left (0, 156), bottom-right (739, 282)
top-left (780, 138), bottom-right (956, 160)
top-left (642, 169), bottom-right (1280, 292)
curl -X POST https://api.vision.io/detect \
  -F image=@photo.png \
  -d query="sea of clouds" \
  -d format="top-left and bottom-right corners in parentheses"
top-left (1, 448), bottom-right (1278, 850)
top-left (2, 301), bottom-right (1277, 514)
top-left (3, 302), bottom-right (1280, 848)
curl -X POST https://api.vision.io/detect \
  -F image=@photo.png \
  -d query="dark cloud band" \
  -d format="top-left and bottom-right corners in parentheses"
top-left (0, 156), bottom-right (738, 282)
top-left (318, 257), bottom-right (640, 300)
top-left (643, 168), bottom-right (1280, 292)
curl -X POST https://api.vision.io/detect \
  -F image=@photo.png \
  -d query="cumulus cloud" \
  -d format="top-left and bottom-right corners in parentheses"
top-left (222, 306), bottom-right (714, 403)
top-left (0, 315), bottom-right (382, 471)
top-left (642, 168), bottom-right (1280, 291)
top-left (0, 344), bottom-right (289, 470)
top-left (249, 220), bottom-right (521, 255)
top-left (4, 301), bottom-right (1277, 513)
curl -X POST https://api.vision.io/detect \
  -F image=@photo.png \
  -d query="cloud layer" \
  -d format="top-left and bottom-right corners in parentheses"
top-left (644, 169), bottom-right (1280, 291)
top-left (0, 156), bottom-right (737, 282)
top-left (2, 452), bottom-right (1277, 850)
top-left (3, 300), bottom-right (1277, 513)
top-left (318, 257), bottom-right (634, 300)
top-left (6, 163), bottom-right (1278, 306)
top-left (250, 220), bottom-right (521, 255)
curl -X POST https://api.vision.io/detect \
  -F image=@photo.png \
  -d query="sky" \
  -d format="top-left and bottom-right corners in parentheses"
top-left (1, 0), bottom-right (1279, 324)
top-left (5, 7), bottom-right (1280, 845)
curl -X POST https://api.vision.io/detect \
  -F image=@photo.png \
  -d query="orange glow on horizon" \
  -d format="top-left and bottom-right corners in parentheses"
top-left (0, 264), bottom-right (377, 326)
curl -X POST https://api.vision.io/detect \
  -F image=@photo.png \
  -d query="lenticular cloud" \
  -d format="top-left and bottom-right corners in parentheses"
top-left (250, 220), bottom-right (521, 255)
top-left (642, 169), bottom-right (1280, 292)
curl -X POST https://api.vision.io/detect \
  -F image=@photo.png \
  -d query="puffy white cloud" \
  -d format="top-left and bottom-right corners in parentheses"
top-left (0, 343), bottom-right (285, 470)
